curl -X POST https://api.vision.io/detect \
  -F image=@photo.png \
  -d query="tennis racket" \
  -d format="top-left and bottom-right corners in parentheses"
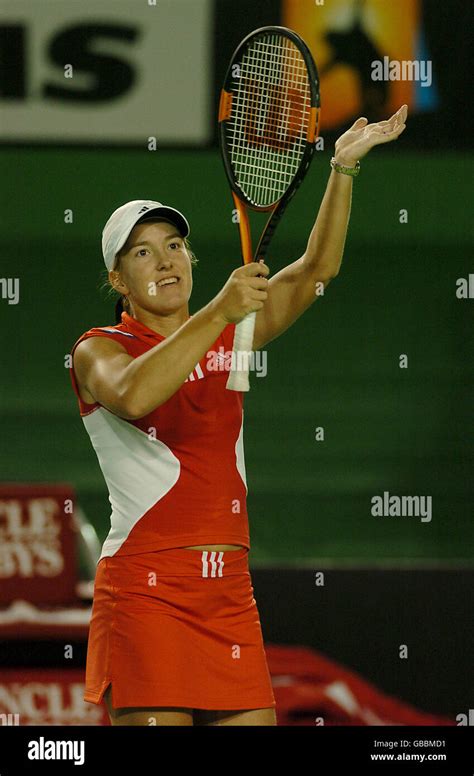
top-left (218, 25), bottom-right (320, 391)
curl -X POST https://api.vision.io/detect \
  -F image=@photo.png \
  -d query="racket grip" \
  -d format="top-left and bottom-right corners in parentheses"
top-left (226, 311), bottom-right (257, 392)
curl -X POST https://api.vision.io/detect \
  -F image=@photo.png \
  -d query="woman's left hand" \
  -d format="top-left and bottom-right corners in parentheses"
top-left (333, 104), bottom-right (408, 167)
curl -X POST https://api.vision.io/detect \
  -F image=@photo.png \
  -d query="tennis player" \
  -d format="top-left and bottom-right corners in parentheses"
top-left (69, 106), bottom-right (407, 727)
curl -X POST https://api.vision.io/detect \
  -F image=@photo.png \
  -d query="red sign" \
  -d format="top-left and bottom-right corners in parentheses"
top-left (0, 484), bottom-right (78, 605)
top-left (0, 669), bottom-right (109, 726)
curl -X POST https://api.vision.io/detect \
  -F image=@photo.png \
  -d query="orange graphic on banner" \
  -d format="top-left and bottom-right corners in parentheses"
top-left (283, 0), bottom-right (419, 130)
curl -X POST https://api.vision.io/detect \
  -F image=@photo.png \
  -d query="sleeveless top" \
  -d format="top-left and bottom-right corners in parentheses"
top-left (69, 312), bottom-right (249, 560)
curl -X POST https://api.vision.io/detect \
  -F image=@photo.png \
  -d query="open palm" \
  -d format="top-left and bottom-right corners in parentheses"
top-left (334, 104), bottom-right (408, 167)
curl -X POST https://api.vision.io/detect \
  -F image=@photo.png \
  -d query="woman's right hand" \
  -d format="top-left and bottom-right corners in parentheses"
top-left (212, 261), bottom-right (270, 324)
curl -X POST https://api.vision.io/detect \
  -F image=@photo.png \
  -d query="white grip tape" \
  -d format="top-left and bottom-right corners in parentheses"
top-left (226, 311), bottom-right (256, 392)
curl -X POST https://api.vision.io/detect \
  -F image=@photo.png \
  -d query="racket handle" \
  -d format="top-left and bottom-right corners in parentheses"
top-left (226, 311), bottom-right (257, 392)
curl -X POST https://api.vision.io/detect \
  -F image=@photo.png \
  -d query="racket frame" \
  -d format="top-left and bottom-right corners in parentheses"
top-left (218, 25), bottom-right (321, 390)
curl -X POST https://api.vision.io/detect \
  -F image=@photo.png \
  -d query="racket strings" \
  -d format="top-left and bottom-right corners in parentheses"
top-left (234, 37), bottom-right (308, 203)
top-left (226, 33), bottom-right (312, 206)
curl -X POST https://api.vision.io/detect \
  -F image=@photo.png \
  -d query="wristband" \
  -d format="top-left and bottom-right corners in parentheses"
top-left (330, 157), bottom-right (360, 177)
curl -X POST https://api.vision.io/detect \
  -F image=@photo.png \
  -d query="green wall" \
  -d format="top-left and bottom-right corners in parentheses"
top-left (1, 148), bottom-right (472, 561)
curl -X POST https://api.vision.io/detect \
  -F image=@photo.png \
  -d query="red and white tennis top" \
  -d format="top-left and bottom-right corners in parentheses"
top-left (69, 312), bottom-right (249, 560)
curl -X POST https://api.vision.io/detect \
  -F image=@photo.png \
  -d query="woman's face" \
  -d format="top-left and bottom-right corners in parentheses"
top-left (111, 220), bottom-right (193, 316)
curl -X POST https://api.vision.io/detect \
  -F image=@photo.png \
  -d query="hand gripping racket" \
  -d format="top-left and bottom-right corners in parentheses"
top-left (218, 26), bottom-right (320, 391)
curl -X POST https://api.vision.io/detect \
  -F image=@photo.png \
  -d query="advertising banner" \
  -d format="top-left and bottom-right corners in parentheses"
top-left (0, 0), bottom-right (212, 144)
top-left (283, 0), bottom-right (438, 131)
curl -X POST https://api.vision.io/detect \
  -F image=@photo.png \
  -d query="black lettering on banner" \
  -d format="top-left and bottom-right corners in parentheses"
top-left (0, 25), bottom-right (27, 98)
top-left (43, 24), bottom-right (140, 102)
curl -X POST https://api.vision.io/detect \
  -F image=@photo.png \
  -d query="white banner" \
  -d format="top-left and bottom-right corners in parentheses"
top-left (0, 0), bottom-right (212, 144)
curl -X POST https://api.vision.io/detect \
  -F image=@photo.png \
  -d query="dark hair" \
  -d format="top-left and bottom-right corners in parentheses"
top-left (114, 297), bottom-right (126, 324)
top-left (100, 219), bottom-right (198, 323)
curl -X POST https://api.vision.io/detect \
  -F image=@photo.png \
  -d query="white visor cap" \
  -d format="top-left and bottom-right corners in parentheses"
top-left (102, 199), bottom-right (190, 271)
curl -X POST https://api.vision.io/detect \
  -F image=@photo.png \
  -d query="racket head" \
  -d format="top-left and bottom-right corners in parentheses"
top-left (218, 26), bottom-right (321, 213)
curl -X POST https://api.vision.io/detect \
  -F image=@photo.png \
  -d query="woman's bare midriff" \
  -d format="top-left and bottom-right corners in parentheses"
top-left (182, 545), bottom-right (244, 551)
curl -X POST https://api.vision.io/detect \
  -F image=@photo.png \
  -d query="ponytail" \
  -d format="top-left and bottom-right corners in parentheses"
top-left (115, 298), bottom-right (125, 324)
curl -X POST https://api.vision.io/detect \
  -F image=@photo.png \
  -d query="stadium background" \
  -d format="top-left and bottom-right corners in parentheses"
top-left (0, 0), bottom-right (472, 723)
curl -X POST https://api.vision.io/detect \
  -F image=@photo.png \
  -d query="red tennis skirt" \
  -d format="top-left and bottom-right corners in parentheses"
top-left (84, 546), bottom-right (276, 711)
